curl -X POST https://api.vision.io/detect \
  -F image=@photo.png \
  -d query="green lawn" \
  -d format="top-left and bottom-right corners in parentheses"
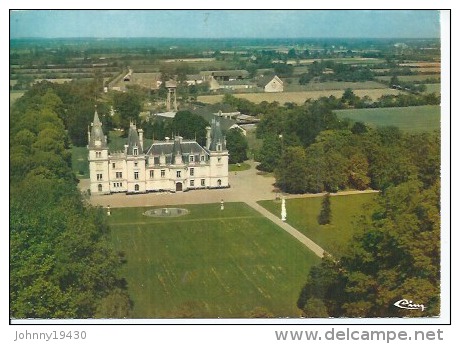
top-left (71, 146), bottom-right (89, 179)
top-left (229, 162), bottom-right (251, 172)
top-left (334, 105), bottom-right (440, 132)
top-left (109, 202), bottom-right (320, 318)
top-left (258, 193), bottom-right (377, 256)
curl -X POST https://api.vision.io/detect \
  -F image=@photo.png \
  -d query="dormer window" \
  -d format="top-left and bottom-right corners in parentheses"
top-left (217, 144), bottom-right (221, 151)
top-left (133, 148), bottom-right (138, 156)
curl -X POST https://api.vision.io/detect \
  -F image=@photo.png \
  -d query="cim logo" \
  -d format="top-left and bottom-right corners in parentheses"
top-left (394, 299), bottom-right (425, 312)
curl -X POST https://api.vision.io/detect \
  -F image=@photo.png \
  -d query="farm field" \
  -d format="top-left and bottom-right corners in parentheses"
top-left (423, 83), bottom-right (441, 95)
top-left (258, 193), bottom-right (377, 256)
top-left (334, 105), bottom-right (440, 132)
top-left (10, 91), bottom-right (25, 104)
top-left (198, 88), bottom-right (403, 105)
top-left (109, 202), bottom-right (320, 318)
top-left (284, 80), bottom-right (386, 92)
top-left (376, 74), bottom-right (440, 83)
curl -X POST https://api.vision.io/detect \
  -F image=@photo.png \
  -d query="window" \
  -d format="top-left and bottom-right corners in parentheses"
top-left (154, 157), bottom-right (160, 165)
top-left (113, 183), bottom-right (116, 188)
top-left (150, 170), bottom-right (154, 179)
top-left (190, 168), bottom-right (194, 176)
top-left (120, 182), bottom-right (122, 187)
top-left (112, 162), bottom-right (115, 168)
top-left (190, 180), bottom-right (195, 187)
top-left (200, 155), bottom-right (205, 162)
top-left (217, 144), bottom-right (221, 151)
top-left (218, 179), bottom-right (222, 186)
top-left (97, 173), bottom-right (103, 181)
top-left (98, 184), bottom-right (102, 192)
top-left (176, 171), bottom-right (181, 178)
top-left (135, 184), bottom-right (139, 191)
top-left (134, 171), bottom-right (139, 180)
top-left (134, 162), bottom-right (138, 167)
top-left (201, 179), bottom-right (205, 186)
top-left (116, 172), bottom-right (122, 179)
top-left (96, 151), bottom-right (101, 158)
top-left (133, 148), bottom-right (138, 156)
top-left (189, 155), bottom-right (194, 162)
top-left (218, 157), bottom-right (222, 162)
top-left (161, 170), bottom-right (165, 178)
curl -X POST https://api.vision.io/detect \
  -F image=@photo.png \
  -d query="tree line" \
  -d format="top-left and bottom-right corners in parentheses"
top-left (10, 84), bottom-right (132, 318)
top-left (253, 96), bottom-right (439, 194)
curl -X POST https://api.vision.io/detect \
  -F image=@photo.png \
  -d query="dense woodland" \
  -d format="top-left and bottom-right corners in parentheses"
top-left (10, 85), bottom-right (132, 318)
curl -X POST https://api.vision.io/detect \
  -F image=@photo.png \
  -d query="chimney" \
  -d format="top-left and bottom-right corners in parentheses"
top-left (206, 126), bottom-right (211, 149)
top-left (138, 128), bottom-right (144, 151)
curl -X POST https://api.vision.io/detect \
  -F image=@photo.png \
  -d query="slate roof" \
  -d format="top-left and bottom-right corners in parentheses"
top-left (127, 124), bottom-right (142, 155)
top-left (209, 117), bottom-right (226, 151)
top-left (145, 138), bottom-right (208, 164)
top-left (88, 110), bottom-right (108, 149)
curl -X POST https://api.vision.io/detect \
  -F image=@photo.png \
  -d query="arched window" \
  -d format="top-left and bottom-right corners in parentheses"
top-left (217, 179), bottom-right (222, 186)
top-left (135, 184), bottom-right (139, 191)
top-left (98, 184), bottom-right (102, 192)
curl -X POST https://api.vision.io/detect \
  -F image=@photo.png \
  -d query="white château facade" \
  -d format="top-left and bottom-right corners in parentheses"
top-left (88, 110), bottom-right (229, 195)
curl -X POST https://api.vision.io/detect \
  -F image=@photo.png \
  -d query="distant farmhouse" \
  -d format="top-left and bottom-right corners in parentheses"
top-left (262, 75), bottom-right (284, 93)
top-left (88, 110), bottom-right (229, 195)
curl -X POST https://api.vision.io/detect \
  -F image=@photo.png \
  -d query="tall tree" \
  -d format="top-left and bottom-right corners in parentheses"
top-left (225, 128), bottom-right (248, 164)
top-left (170, 111), bottom-right (209, 146)
top-left (112, 91), bottom-right (142, 133)
top-left (275, 146), bottom-right (308, 193)
top-left (317, 193), bottom-right (332, 225)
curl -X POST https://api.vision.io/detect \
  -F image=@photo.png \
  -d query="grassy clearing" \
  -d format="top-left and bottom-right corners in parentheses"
top-left (258, 193), bottom-right (377, 256)
top-left (334, 105), bottom-right (440, 133)
top-left (109, 202), bottom-right (319, 318)
top-left (198, 89), bottom-right (402, 105)
top-left (71, 146), bottom-right (89, 179)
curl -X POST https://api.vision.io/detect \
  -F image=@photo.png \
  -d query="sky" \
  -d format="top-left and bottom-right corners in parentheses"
top-left (10, 10), bottom-right (441, 39)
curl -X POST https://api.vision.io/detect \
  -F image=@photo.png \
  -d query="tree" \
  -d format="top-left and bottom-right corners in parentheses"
top-left (225, 128), bottom-right (248, 164)
top-left (275, 146), bottom-right (308, 194)
top-left (347, 153), bottom-right (371, 190)
top-left (317, 193), bottom-right (332, 225)
top-left (257, 135), bottom-right (282, 172)
top-left (299, 73), bottom-right (313, 85)
top-left (170, 111), bottom-right (209, 146)
top-left (10, 85), bottom-right (132, 319)
top-left (341, 88), bottom-right (359, 107)
top-left (112, 91), bottom-right (142, 133)
top-left (301, 298), bottom-right (329, 318)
